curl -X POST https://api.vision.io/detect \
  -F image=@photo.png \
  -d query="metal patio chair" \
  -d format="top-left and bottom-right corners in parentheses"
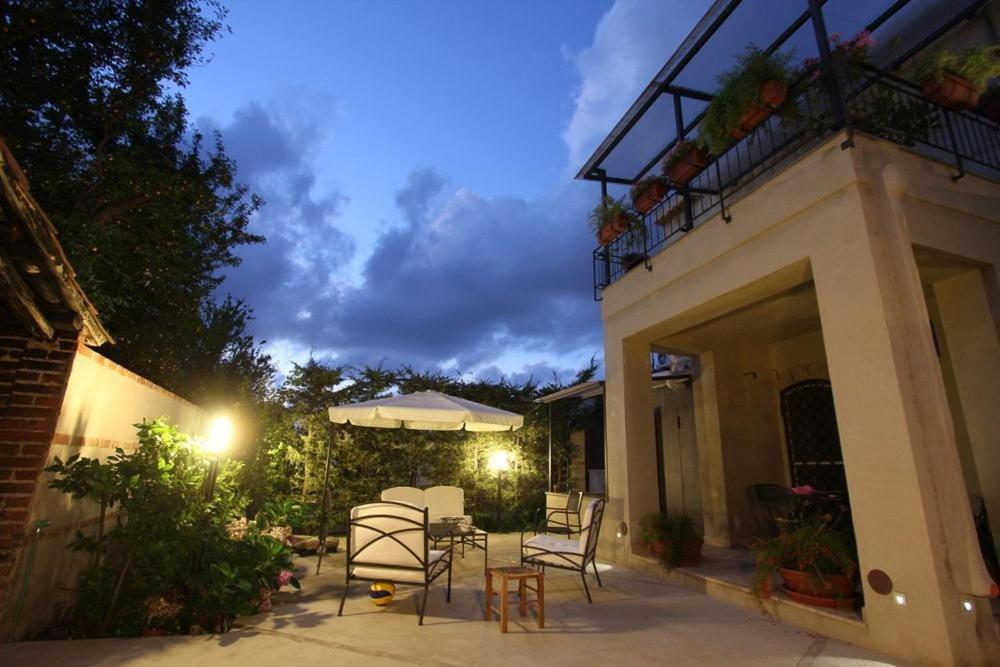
top-left (521, 497), bottom-right (606, 603)
top-left (338, 500), bottom-right (453, 625)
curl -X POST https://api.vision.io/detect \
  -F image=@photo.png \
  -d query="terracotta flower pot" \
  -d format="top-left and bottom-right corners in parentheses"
top-left (667, 148), bottom-right (708, 185)
top-left (779, 567), bottom-right (856, 608)
top-left (649, 539), bottom-right (667, 558)
top-left (923, 72), bottom-right (981, 110)
top-left (730, 80), bottom-right (788, 139)
top-left (633, 181), bottom-right (668, 215)
top-left (597, 214), bottom-right (630, 245)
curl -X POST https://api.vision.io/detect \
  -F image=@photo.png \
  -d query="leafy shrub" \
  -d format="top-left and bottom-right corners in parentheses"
top-left (46, 419), bottom-right (299, 637)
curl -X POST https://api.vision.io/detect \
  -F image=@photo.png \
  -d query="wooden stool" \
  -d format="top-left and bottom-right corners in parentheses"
top-left (485, 566), bottom-right (544, 633)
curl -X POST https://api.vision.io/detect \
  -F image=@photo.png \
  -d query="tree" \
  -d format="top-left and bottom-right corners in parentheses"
top-left (279, 359), bottom-right (346, 499)
top-left (0, 0), bottom-right (270, 401)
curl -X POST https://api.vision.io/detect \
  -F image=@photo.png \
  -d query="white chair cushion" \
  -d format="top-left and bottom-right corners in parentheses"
top-left (578, 498), bottom-right (600, 550)
top-left (424, 486), bottom-right (465, 522)
top-left (380, 486), bottom-right (425, 507)
top-left (522, 534), bottom-right (585, 567)
top-left (353, 549), bottom-right (448, 584)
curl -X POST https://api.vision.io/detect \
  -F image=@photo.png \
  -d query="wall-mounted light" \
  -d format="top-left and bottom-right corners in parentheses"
top-left (616, 522), bottom-right (628, 539)
top-left (893, 592), bottom-right (907, 606)
top-left (961, 597), bottom-right (975, 613)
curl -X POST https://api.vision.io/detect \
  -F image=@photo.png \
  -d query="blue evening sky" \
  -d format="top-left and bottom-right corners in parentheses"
top-left (183, 0), bottom-right (712, 382)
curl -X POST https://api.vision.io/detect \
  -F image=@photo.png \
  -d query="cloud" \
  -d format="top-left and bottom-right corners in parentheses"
top-left (205, 1), bottom-right (714, 383)
top-left (274, 167), bottom-right (602, 378)
top-left (562, 0), bottom-right (710, 172)
top-left (197, 92), bottom-right (354, 357)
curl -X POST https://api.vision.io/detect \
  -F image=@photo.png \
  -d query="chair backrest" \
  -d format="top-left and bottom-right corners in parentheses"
top-left (578, 498), bottom-right (606, 557)
top-left (381, 486), bottom-right (425, 508)
top-left (566, 490), bottom-right (584, 513)
top-left (348, 501), bottom-right (429, 571)
top-left (750, 483), bottom-right (795, 536)
top-left (424, 485), bottom-right (464, 521)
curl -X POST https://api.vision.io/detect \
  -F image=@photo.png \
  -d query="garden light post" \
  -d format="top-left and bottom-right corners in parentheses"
top-left (488, 450), bottom-right (511, 526)
top-left (203, 414), bottom-right (234, 501)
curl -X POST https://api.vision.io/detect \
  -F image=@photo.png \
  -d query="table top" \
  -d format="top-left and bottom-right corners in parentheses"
top-left (429, 522), bottom-right (482, 537)
top-left (488, 566), bottom-right (540, 579)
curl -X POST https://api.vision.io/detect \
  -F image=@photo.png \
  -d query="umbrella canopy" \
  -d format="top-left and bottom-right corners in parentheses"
top-left (327, 390), bottom-right (523, 432)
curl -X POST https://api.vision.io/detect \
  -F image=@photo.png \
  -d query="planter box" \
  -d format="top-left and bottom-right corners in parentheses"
top-left (633, 181), bottom-right (668, 215)
top-left (923, 72), bottom-right (981, 110)
top-left (779, 567), bottom-right (856, 609)
top-left (729, 80), bottom-right (788, 140)
top-left (667, 148), bottom-right (708, 185)
top-left (597, 214), bottom-right (630, 245)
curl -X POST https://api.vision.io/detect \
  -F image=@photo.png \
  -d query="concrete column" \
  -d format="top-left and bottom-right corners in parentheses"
top-left (932, 269), bottom-right (1000, 556)
top-left (603, 334), bottom-right (658, 559)
top-left (812, 165), bottom-right (995, 666)
top-left (693, 351), bottom-right (730, 547)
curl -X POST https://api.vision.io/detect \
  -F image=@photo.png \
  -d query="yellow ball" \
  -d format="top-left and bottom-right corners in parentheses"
top-left (369, 581), bottom-right (396, 606)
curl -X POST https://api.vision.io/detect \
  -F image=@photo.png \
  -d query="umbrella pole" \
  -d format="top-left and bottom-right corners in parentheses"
top-left (315, 421), bottom-right (335, 575)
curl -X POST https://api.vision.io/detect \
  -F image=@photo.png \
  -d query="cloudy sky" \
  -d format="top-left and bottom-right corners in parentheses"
top-left (184, 0), bottom-right (711, 383)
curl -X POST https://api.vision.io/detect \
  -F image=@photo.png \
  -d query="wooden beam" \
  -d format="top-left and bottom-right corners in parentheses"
top-left (0, 246), bottom-right (54, 339)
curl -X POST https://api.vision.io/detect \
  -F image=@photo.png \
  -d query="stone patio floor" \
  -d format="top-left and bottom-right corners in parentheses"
top-left (0, 533), bottom-right (907, 666)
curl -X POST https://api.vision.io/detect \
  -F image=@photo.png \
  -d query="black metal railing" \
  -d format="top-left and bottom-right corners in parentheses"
top-left (593, 65), bottom-right (1000, 298)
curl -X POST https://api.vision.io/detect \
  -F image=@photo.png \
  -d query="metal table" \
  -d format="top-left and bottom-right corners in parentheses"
top-left (430, 522), bottom-right (488, 574)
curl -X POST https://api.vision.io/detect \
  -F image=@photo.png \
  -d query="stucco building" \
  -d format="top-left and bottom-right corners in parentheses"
top-left (579, 1), bottom-right (1000, 664)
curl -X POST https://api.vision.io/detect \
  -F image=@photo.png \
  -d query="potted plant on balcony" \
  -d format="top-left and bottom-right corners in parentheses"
top-left (916, 45), bottom-right (1000, 110)
top-left (630, 175), bottom-right (670, 215)
top-left (751, 522), bottom-right (858, 608)
top-left (700, 46), bottom-right (793, 153)
top-left (590, 196), bottom-right (639, 245)
top-left (662, 139), bottom-right (708, 185)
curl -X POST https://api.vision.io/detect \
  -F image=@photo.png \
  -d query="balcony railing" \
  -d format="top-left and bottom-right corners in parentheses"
top-left (592, 64), bottom-right (1000, 299)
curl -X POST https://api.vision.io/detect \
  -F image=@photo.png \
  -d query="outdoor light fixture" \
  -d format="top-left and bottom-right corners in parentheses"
top-left (893, 592), bottom-right (907, 606)
top-left (488, 450), bottom-right (512, 525)
top-left (203, 414), bottom-right (235, 501)
top-left (961, 597), bottom-right (975, 613)
top-left (616, 522), bottom-right (628, 539)
top-left (205, 414), bottom-right (234, 456)
top-left (487, 450), bottom-right (511, 473)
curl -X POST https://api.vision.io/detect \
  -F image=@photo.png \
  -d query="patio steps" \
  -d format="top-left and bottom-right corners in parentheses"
top-left (626, 549), bottom-right (873, 650)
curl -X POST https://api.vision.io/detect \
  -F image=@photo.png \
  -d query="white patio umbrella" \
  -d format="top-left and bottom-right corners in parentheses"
top-left (327, 390), bottom-right (524, 432)
top-left (315, 390), bottom-right (523, 573)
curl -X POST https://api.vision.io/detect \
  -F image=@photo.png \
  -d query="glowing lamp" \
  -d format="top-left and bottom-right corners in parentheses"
top-left (961, 597), bottom-right (974, 613)
top-left (487, 450), bottom-right (511, 473)
top-left (893, 592), bottom-right (907, 606)
top-left (205, 415), bottom-right (234, 456)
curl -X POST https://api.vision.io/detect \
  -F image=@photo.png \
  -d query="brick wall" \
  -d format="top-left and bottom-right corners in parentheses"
top-left (0, 322), bottom-right (80, 616)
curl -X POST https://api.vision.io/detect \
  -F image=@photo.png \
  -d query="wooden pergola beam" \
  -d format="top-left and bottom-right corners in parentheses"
top-left (0, 245), bottom-right (54, 339)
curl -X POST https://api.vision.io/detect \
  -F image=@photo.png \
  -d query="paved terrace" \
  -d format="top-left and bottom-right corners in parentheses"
top-left (1, 534), bottom-right (904, 666)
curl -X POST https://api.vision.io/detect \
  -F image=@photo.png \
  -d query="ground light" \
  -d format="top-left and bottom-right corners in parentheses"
top-left (488, 450), bottom-right (512, 525)
top-left (202, 414), bottom-right (235, 500)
